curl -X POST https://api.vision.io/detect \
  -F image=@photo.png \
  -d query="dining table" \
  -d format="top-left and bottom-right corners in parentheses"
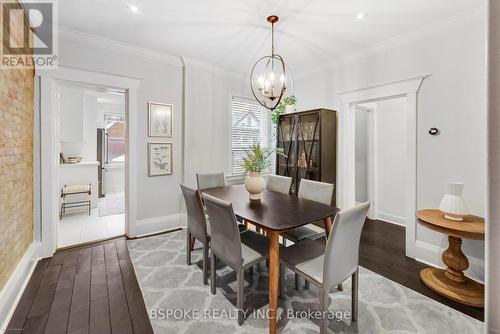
top-left (201, 184), bottom-right (339, 334)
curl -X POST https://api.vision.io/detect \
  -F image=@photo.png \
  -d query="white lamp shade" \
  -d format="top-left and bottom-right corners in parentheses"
top-left (439, 182), bottom-right (469, 221)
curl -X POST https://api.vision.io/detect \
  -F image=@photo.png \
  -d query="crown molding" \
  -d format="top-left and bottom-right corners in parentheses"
top-left (58, 27), bottom-right (247, 81)
top-left (58, 27), bottom-right (183, 67)
top-left (182, 57), bottom-right (247, 81)
top-left (295, 6), bottom-right (486, 79)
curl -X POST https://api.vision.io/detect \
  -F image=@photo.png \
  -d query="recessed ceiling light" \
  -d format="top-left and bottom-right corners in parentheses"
top-left (128, 5), bottom-right (139, 13)
top-left (357, 12), bottom-right (365, 20)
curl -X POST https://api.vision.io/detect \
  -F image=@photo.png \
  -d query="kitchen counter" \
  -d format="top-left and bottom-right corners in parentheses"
top-left (60, 161), bottom-right (100, 167)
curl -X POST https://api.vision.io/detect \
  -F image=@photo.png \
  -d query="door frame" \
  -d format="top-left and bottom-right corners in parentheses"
top-left (337, 74), bottom-right (429, 258)
top-left (36, 66), bottom-right (142, 257)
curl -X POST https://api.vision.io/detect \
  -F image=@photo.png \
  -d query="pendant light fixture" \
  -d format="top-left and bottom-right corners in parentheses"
top-left (250, 15), bottom-right (292, 110)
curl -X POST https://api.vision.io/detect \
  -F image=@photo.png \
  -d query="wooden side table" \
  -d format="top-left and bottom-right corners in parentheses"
top-left (416, 209), bottom-right (485, 308)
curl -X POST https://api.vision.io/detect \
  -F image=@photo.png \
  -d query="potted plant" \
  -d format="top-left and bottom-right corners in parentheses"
top-left (242, 144), bottom-right (285, 201)
top-left (271, 95), bottom-right (297, 124)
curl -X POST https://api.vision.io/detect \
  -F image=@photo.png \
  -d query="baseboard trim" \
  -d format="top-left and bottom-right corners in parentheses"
top-left (376, 211), bottom-right (406, 227)
top-left (0, 241), bottom-right (41, 332)
top-left (415, 240), bottom-right (484, 283)
top-left (135, 213), bottom-right (187, 236)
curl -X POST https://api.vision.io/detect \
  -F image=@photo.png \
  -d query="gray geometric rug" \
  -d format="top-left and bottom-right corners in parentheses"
top-left (127, 230), bottom-right (483, 334)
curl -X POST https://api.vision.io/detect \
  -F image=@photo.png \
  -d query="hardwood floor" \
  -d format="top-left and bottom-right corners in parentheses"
top-left (6, 238), bottom-right (153, 334)
top-left (360, 219), bottom-right (484, 321)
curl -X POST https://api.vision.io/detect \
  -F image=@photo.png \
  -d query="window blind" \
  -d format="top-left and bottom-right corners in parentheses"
top-left (231, 96), bottom-right (267, 175)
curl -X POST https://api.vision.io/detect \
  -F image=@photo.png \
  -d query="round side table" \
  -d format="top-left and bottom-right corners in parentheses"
top-left (416, 209), bottom-right (484, 308)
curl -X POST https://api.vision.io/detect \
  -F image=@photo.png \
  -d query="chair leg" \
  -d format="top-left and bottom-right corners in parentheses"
top-left (249, 266), bottom-right (254, 276)
top-left (186, 231), bottom-right (192, 265)
top-left (352, 268), bottom-right (359, 322)
top-left (279, 264), bottom-right (285, 299)
top-left (305, 280), bottom-right (310, 289)
top-left (210, 252), bottom-right (216, 295)
top-left (237, 269), bottom-right (245, 325)
top-left (319, 287), bottom-right (328, 334)
top-left (202, 242), bottom-right (209, 285)
top-left (295, 273), bottom-right (300, 290)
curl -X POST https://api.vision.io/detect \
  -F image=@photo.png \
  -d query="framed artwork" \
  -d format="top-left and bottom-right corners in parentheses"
top-left (148, 143), bottom-right (172, 176)
top-left (148, 102), bottom-right (173, 137)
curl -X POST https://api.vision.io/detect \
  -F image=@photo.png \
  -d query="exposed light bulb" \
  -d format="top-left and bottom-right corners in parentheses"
top-left (129, 5), bottom-right (139, 13)
top-left (356, 12), bottom-right (365, 20)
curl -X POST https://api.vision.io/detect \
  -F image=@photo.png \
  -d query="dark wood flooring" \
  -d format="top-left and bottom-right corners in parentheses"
top-left (6, 238), bottom-right (153, 334)
top-left (360, 219), bottom-right (484, 321)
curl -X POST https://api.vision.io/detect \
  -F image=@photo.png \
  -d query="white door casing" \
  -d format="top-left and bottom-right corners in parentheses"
top-left (36, 66), bottom-right (142, 257)
top-left (336, 74), bottom-right (429, 258)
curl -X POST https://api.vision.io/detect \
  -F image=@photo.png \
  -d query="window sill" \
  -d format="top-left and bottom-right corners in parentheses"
top-left (226, 173), bottom-right (271, 185)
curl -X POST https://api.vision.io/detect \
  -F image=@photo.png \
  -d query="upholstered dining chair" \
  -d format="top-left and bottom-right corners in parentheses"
top-left (282, 179), bottom-right (334, 288)
top-left (196, 172), bottom-right (226, 190)
top-left (180, 184), bottom-right (210, 285)
top-left (282, 179), bottom-right (334, 244)
top-left (280, 202), bottom-right (370, 334)
top-left (266, 174), bottom-right (292, 194)
top-left (202, 193), bottom-right (269, 325)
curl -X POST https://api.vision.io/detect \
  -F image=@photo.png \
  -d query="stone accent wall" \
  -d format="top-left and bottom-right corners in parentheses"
top-left (0, 1), bottom-right (34, 291)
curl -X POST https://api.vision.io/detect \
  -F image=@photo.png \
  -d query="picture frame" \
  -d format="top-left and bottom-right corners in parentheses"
top-left (148, 143), bottom-right (173, 176)
top-left (148, 102), bottom-right (173, 137)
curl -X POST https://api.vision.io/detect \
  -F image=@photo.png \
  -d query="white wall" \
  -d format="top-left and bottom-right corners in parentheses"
top-left (183, 61), bottom-right (250, 187)
top-left (294, 18), bottom-right (486, 280)
top-left (354, 106), bottom-right (369, 203)
top-left (374, 98), bottom-right (407, 225)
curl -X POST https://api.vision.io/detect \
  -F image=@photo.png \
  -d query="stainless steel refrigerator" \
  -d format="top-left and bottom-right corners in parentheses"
top-left (97, 128), bottom-right (106, 198)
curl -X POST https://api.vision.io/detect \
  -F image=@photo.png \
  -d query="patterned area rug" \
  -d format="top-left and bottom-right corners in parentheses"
top-left (127, 230), bottom-right (483, 334)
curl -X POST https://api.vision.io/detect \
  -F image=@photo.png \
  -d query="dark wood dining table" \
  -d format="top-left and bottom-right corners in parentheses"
top-left (202, 184), bottom-right (339, 334)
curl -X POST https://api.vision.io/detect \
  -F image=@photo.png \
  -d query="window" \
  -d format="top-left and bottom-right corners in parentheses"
top-left (230, 95), bottom-right (270, 175)
top-left (105, 114), bottom-right (125, 164)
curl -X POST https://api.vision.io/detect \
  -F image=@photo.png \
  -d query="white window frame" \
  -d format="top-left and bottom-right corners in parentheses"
top-left (228, 94), bottom-right (272, 178)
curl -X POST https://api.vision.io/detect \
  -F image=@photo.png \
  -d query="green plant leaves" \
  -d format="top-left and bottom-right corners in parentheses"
top-left (241, 144), bottom-right (287, 173)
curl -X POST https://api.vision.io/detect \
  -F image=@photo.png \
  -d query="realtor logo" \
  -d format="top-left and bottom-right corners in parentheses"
top-left (1, 0), bottom-right (58, 69)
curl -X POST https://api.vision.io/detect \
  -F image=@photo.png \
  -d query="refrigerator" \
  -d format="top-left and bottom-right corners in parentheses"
top-left (97, 128), bottom-right (106, 198)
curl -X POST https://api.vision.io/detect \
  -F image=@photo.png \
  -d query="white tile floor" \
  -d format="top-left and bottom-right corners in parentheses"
top-left (99, 191), bottom-right (125, 216)
top-left (58, 209), bottom-right (125, 248)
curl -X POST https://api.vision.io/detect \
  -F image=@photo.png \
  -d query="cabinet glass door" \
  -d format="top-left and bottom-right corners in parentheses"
top-left (277, 115), bottom-right (297, 193)
top-left (297, 113), bottom-right (321, 190)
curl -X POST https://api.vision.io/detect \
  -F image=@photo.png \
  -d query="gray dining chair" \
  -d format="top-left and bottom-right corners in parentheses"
top-left (282, 179), bottom-right (334, 288)
top-left (266, 174), bottom-right (292, 194)
top-left (180, 184), bottom-right (210, 285)
top-left (196, 172), bottom-right (226, 190)
top-left (282, 179), bottom-right (334, 244)
top-left (280, 202), bottom-right (370, 334)
top-left (202, 193), bottom-right (269, 325)
top-left (197, 171), bottom-right (248, 230)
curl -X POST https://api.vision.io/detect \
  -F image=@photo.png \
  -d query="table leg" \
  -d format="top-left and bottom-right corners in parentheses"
top-left (323, 216), bottom-right (333, 237)
top-left (420, 235), bottom-right (484, 307)
top-left (323, 217), bottom-right (343, 291)
top-left (268, 230), bottom-right (280, 334)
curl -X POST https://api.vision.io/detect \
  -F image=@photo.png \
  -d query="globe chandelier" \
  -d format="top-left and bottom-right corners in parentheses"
top-left (250, 15), bottom-right (292, 111)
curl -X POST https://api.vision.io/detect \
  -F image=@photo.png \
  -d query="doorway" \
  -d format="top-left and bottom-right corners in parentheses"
top-left (337, 74), bottom-right (428, 258)
top-left (57, 82), bottom-right (126, 248)
top-left (37, 65), bottom-right (141, 258)
top-left (354, 98), bottom-right (407, 225)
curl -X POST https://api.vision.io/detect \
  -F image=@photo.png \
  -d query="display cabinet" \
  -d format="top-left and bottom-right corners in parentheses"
top-left (276, 109), bottom-right (337, 205)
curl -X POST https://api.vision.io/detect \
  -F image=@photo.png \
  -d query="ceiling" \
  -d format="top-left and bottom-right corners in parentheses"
top-left (58, 0), bottom-right (483, 75)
